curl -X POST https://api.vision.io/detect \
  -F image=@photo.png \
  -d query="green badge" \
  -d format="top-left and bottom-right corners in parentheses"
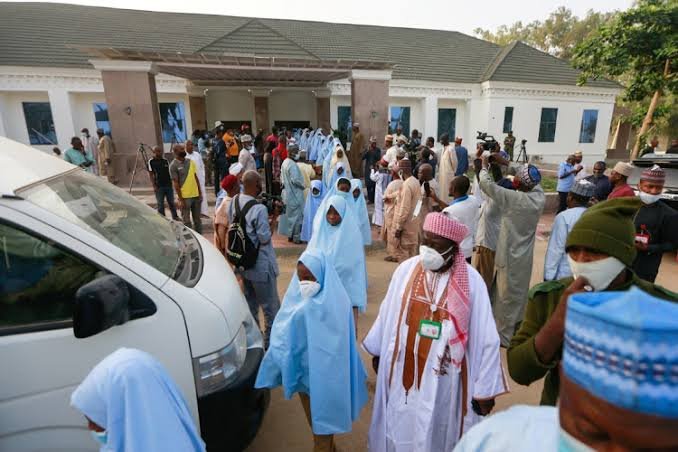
top-left (418, 319), bottom-right (442, 340)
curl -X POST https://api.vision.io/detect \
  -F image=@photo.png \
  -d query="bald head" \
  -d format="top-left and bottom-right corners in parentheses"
top-left (418, 163), bottom-right (433, 182)
top-left (450, 175), bottom-right (470, 198)
top-left (242, 170), bottom-right (261, 196)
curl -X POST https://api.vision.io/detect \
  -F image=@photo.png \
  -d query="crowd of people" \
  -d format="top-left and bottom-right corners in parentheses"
top-left (65, 121), bottom-right (678, 451)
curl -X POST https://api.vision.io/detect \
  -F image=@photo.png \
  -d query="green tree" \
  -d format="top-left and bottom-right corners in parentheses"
top-left (474, 7), bottom-right (617, 60)
top-left (572, 0), bottom-right (677, 158)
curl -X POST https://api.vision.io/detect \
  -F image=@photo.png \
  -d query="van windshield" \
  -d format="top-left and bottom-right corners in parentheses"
top-left (18, 170), bottom-right (181, 277)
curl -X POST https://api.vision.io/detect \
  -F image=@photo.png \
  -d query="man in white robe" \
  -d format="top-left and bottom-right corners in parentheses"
top-left (185, 140), bottom-right (208, 216)
top-left (80, 128), bottom-right (99, 175)
top-left (437, 133), bottom-right (458, 205)
top-left (238, 134), bottom-right (257, 173)
top-left (364, 212), bottom-right (508, 452)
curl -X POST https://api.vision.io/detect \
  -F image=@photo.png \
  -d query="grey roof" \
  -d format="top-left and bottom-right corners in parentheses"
top-left (0, 2), bottom-right (618, 88)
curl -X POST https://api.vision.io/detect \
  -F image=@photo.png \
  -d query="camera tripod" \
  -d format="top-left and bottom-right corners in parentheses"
top-left (516, 142), bottom-right (529, 165)
top-left (128, 143), bottom-right (151, 193)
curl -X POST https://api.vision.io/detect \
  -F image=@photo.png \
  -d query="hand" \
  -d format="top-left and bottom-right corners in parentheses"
top-left (481, 154), bottom-right (490, 169)
top-left (177, 198), bottom-right (185, 210)
top-left (395, 229), bottom-right (403, 239)
top-left (574, 165), bottom-right (583, 173)
top-left (534, 276), bottom-right (590, 364)
top-left (635, 240), bottom-right (649, 252)
top-left (472, 398), bottom-right (495, 416)
top-left (475, 146), bottom-right (484, 159)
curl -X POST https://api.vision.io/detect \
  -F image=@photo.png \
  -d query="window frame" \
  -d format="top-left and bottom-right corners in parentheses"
top-left (389, 106), bottom-right (411, 136)
top-left (22, 102), bottom-right (57, 145)
top-left (503, 106), bottom-right (514, 133)
top-left (437, 108), bottom-right (456, 141)
top-left (0, 220), bottom-right (156, 337)
top-left (538, 108), bottom-right (559, 143)
top-left (578, 109), bottom-right (599, 144)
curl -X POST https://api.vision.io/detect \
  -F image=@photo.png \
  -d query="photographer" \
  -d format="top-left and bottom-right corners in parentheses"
top-left (227, 170), bottom-right (280, 347)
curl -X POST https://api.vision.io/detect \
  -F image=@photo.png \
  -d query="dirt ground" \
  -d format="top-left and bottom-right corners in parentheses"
top-left (246, 237), bottom-right (678, 451)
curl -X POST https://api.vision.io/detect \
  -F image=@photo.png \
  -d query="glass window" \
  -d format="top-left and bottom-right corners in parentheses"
top-left (503, 106), bottom-right (514, 133)
top-left (18, 170), bottom-right (182, 278)
top-left (389, 106), bottom-right (410, 136)
top-left (538, 108), bottom-right (558, 143)
top-left (337, 106), bottom-right (352, 143)
top-left (579, 109), bottom-right (598, 143)
top-left (93, 102), bottom-right (111, 135)
top-left (0, 222), bottom-right (99, 330)
top-left (437, 108), bottom-right (456, 140)
top-left (22, 102), bottom-right (57, 145)
top-left (159, 102), bottom-right (187, 143)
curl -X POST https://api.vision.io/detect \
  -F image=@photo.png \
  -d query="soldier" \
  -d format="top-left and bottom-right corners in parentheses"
top-left (503, 131), bottom-right (516, 161)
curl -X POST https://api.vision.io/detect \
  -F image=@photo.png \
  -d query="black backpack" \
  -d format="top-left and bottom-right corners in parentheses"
top-left (226, 195), bottom-right (260, 270)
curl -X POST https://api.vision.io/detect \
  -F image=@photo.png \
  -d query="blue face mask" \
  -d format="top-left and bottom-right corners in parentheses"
top-left (90, 430), bottom-right (108, 446)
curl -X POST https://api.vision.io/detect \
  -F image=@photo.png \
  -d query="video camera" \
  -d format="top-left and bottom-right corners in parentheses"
top-left (260, 192), bottom-right (286, 216)
top-left (476, 131), bottom-right (500, 152)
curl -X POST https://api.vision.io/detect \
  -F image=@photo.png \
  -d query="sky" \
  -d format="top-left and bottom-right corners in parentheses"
top-left (4, 0), bottom-right (633, 35)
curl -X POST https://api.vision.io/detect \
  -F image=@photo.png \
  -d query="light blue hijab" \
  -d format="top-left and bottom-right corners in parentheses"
top-left (300, 180), bottom-right (324, 242)
top-left (71, 348), bottom-right (205, 452)
top-left (350, 178), bottom-right (372, 246)
top-left (255, 248), bottom-right (368, 435)
top-left (308, 195), bottom-right (368, 311)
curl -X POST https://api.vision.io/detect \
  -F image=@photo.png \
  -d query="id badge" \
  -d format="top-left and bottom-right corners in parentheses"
top-left (419, 319), bottom-right (442, 340)
top-left (635, 234), bottom-right (649, 245)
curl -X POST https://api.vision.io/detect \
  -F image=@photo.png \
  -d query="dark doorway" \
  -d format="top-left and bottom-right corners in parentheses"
top-left (273, 120), bottom-right (311, 131)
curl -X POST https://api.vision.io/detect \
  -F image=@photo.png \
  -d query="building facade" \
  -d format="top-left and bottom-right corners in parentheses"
top-left (0, 3), bottom-right (620, 185)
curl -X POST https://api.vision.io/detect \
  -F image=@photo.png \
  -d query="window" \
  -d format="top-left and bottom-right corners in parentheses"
top-left (22, 102), bottom-right (57, 145)
top-left (579, 109), bottom-right (598, 143)
top-left (159, 102), bottom-right (187, 143)
top-left (503, 106), bottom-right (514, 133)
top-left (389, 106), bottom-right (410, 136)
top-left (538, 108), bottom-right (558, 142)
top-left (437, 108), bottom-right (456, 140)
top-left (337, 106), bottom-right (352, 143)
top-left (0, 222), bottom-right (98, 332)
top-left (93, 103), bottom-right (111, 135)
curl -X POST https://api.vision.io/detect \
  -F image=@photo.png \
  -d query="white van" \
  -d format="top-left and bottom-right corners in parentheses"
top-left (0, 137), bottom-right (269, 451)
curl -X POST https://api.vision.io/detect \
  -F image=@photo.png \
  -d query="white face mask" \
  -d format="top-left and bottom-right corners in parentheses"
top-left (639, 191), bottom-right (661, 205)
top-left (567, 256), bottom-right (625, 291)
top-left (419, 244), bottom-right (455, 272)
top-left (558, 426), bottom-right (594, 452)
top-left (299, 280), bottom-right (321, 299)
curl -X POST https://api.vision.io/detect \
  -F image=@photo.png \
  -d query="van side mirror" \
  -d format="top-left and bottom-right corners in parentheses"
top-left (73, 275), bottom-right (130, 339)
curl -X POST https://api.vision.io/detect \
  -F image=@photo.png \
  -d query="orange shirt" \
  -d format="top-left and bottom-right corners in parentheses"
top-left (223, 133), bottom-right (240, 157)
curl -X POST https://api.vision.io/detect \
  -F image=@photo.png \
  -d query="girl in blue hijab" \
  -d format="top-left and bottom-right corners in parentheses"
top-left (350, 178), bottom-right (372, 246)
top-left (71, 348), bottom-right (205, 452)
top-left (308, 195), bottom-right (368, 313)
top-left (255, 248), bottom-right (368, 446)
top-left (300, 180), bottom-right (324, 242)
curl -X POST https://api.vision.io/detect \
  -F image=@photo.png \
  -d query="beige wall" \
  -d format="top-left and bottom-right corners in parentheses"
top-left (205, 90), bottom-right (254, 127)
top-left (269, 91), bottom-right (316, 127)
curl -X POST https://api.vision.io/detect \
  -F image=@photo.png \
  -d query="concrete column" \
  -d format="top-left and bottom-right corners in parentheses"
top-left (350, 69), bottom-right (392, 154)
top-left (251, 89), bottom-right (270, 133)
top-left (48, 88), bottom-right (77, 149)
top-left (188, 96), bottom-right (207, 132)
top-left (423, 95), bottom-right (438, 142)
top-left (0, 93), bottom-right (8, 138)
top-left (315, 89), bottom-right (331, 133)
top-left (91, 60), bottom-right (162, 187)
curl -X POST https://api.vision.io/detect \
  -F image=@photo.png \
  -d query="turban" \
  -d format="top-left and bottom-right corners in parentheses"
top-left (518, 164), bottom-right (541, 190)
top-left (640, 164), bottom-right (665, 184)
top-left (385, 134), bottom-right (393, 141)
top-left (240, 134), bottom-right (252, 142)
top-left (574, 150), bottom-right (583, 157)
top-left (229, 162), bottom-right (243, 176)
top-left (422, 212), bottom-right (470, 367)
top-left (220, 174), bottom-right (238, 192)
